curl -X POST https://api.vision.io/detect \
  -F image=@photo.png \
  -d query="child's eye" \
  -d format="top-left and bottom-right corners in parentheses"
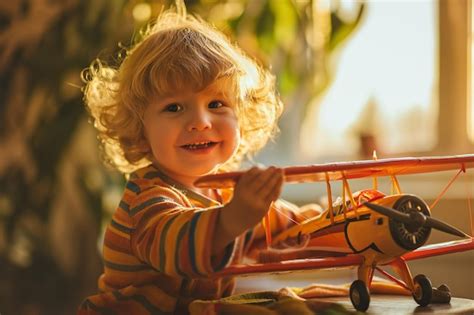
top-left (164, 103), bottom-right (182, 112)
top-left (208, 100), bottom-right (224, 109)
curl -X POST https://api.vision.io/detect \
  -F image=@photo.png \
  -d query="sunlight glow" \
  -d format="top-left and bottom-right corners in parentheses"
top-left (133, 3), bottom-right (152, 22)
top-left (301, 1), bottom-right (437, 158)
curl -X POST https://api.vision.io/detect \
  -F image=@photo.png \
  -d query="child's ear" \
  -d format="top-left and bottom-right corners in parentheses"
top-left (140, 129), bottom-right (150, 151)
top-left (137, 140), bottom-right (151, 153)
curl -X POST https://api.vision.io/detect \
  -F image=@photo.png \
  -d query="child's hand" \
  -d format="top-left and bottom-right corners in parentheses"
top-left (230, 166), bottom-right (283, 226)
top-left (271, 232), bottom-right (310, 250)
top-left (213, 166), bottom-right (284, 253)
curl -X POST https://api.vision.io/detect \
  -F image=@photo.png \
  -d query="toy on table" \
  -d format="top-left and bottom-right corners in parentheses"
top-left (195, 154), bottom-right (474, 312)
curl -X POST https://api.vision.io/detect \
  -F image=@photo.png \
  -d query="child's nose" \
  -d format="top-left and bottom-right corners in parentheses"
top-left (187, 111), bottom-right (212, 131)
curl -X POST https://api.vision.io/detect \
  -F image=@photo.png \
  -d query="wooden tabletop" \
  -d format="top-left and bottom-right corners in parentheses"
top-left (317, 295), bottom-right (474, 314)
top-left (234, 268), bottom-right (474, 314)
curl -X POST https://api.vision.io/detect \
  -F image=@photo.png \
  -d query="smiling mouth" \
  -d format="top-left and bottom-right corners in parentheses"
top-left (181, 141), bottom-right (218, 150)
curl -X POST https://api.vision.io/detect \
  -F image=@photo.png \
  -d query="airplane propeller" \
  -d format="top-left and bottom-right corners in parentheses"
top-left (364, 202), bottom-right (468, 238)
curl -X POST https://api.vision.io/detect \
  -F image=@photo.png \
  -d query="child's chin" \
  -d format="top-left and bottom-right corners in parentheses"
top-left (190, 166), bottom-right (220, 177)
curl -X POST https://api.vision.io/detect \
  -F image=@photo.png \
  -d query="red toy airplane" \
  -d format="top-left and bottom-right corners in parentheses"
top-left (195, 154), bottom-right (474, 311)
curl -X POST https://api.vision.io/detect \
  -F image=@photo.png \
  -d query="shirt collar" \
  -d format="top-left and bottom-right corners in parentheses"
top-left (134, 164), bottom-right (222, 207)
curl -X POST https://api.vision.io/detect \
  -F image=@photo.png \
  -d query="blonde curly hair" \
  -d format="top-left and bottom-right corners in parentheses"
top-left (82, 5), bottom-right (283, 174)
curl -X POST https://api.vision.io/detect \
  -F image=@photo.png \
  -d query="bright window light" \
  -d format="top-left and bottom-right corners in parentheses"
top-left (301, 1), bottom-right (437, 158)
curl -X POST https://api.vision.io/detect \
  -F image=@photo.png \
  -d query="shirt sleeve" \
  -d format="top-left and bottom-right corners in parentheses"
top-left (129, 184), bottom-right (235, 278)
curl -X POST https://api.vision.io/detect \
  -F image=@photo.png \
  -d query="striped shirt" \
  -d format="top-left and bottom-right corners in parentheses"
top-left (78, 164), bottom-right (315, 315)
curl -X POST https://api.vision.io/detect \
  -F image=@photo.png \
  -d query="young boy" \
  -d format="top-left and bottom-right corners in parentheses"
top-left (79, 4), bottom-right (319, 315)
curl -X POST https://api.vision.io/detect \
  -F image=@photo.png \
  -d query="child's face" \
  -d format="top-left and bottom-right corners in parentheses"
top-left (143, 79), bottom-right (240, 184)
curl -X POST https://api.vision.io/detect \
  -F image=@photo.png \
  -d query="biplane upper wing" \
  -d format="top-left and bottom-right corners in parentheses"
top-left (214, 238), bottom-right (474, 278)
top-left (196, 154), bottom-right (474, 188)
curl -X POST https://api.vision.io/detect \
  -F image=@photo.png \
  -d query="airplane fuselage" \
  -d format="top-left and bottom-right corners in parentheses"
top-left (272, 190), bottom-right (431, 265)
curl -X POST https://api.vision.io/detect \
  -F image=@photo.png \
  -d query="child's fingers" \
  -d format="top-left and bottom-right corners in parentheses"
top-left (260, 169), bottom-right (283, 202)
top-left (240, 166), bottom-right (275, 191)
top-left (236, 166), bottom-right (261, 187)
top-left (273, 233), bottom-right (310, 250)
top-left (266, 175), bottom-right (283, 203)
top-left (252, 167), bottom-right (278, 192)
top-left (235, 167), bottom-right (260, 191)
top-left (234, 167), bottom-right (282, 211)
top-left (254, 167), bottom-right (279, 193)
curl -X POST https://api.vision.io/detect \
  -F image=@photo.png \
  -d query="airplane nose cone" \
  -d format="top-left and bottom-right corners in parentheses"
top-left (407, 210), bottom-right (427, 232)
top-left (389, 195), bottom-right (431, 250)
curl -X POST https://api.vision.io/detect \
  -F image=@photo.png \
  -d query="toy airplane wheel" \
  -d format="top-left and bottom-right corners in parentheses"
top-left (413, 274), bottom-right (433, 306)
top-left (350, 280), bottom-right (370, 311)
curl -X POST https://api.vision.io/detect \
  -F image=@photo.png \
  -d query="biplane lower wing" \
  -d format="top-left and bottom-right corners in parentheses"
top-left (214, 254), bottom-right (363, 278)
top-left (214, 238), bottom-right (474, 278)
top-left (402, 237), bottom-right (474, 261)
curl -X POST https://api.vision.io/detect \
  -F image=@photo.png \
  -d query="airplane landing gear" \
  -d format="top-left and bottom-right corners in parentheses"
top-left (350, 280), bottom-right (370, 311)
top-left (432, 284), bottom-right (451, 304)
top-left (412, 274), bottom-right (432, 306)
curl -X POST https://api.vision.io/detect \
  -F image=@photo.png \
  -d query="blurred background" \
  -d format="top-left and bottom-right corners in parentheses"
top-left (0, 0), bottom-right (473, 314)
